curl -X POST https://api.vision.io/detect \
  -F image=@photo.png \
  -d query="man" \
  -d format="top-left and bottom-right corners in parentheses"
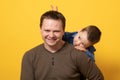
top-left (21, 10), bottom-right (104, 80)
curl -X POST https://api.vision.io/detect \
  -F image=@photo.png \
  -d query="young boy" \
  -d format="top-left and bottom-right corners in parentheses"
top-left (62, 25), bottom-right (101, 62)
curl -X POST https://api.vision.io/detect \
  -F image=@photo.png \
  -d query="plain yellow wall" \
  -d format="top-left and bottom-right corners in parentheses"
top-left (0, 0), bottom-right (120, 80)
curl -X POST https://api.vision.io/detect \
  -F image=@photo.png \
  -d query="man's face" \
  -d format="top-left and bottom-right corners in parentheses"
top-left (73, 31), bottom-right (92, 48)
top-left (40, 18), bottom-right (64, 48)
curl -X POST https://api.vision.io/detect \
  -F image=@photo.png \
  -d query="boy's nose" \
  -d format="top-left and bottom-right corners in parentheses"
top-left (76, 40), bottom-right (81, 44)
top-left (76, 41), bottom-right (84, 47)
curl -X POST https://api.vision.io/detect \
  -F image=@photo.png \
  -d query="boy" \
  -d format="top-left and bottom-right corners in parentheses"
top-left (62, 25), bottom-right (101, 62)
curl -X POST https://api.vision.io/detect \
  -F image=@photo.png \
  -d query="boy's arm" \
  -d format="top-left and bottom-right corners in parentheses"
top-left (86, 46), bottom-right (96, 62)
top-left (62, 32), bottom-right (77, 44)
top-left (62, 32), bottom-right (70, 41)
top-left (86, 50), bottom-right (95, 62)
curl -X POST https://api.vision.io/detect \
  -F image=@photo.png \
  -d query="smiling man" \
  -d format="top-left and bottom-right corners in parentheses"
top-left (40, 18), bottom-right (65, 53)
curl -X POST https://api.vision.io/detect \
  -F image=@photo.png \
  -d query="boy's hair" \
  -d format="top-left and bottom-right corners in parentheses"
top-left (40, 10), bottom-right (66, 30)
top-left (81, 25), bottom-right (101, 44)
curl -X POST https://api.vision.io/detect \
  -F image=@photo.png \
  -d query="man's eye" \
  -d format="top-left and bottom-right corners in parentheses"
top-left (54, 31), bottom-right (60, 33)
top-left (45, 30), bottom-right (50, 32)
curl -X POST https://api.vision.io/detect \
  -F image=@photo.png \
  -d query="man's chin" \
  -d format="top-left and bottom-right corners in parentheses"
top-left (47, 42), bottom-right (56, 47)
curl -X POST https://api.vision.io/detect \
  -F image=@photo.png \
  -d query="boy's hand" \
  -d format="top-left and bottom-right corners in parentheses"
top-left (51, 5), bottom-right (58, 11)
top-left (75, 46), bottom-right (87, 52)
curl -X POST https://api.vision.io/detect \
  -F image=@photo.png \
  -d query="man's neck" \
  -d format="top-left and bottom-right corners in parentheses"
top-left (44, 41), bottom-right (65, 53)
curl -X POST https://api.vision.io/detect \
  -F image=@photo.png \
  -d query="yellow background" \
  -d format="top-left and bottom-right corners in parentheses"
top-left (0, 0), bottom-right (120, 80)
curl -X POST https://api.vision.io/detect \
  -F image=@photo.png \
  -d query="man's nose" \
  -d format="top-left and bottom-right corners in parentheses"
top-left (49, 32), bottom-right (55, 37)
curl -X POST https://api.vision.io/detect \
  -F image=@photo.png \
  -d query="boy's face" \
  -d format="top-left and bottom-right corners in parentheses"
top-left (73, 31), bottom-right (92, 49)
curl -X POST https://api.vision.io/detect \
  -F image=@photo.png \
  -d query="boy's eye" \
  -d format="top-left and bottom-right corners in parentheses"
top-left (82, 43), bottom-right (85, 47)
top-left (78, 36), bottom-right (81, 40)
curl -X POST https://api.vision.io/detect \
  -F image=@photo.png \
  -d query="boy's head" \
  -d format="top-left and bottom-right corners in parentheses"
top-left (73, 25), bottom-right (101, 48)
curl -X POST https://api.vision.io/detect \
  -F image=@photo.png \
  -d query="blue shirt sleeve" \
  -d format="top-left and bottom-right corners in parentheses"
top-left (62, 32), bottom-right (77, 44)
top-left (86, 46), bottom-right (96, 62)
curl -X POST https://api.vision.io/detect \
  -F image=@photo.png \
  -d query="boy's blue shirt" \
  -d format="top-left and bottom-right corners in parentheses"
top-left (62, 32), bottom-right (96, 62)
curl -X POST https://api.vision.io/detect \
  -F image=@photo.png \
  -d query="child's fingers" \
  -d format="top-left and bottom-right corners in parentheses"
top-left (50, 5), bottom-right (58, 11)
top-left (50, 5), bottom-right (54, 10)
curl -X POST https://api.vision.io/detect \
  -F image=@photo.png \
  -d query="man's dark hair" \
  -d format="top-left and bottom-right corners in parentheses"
top-left (40, 10), bottom-right (66, 30)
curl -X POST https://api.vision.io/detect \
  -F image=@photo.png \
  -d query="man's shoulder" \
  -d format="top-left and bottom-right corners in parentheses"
top-left (66, 43), bottom-right (90, 65)
top-left (24, 43), bottom-right (44, 55)
top-left (64, 42), bottom-right (76, 50)
top-left (65, 43), bottom-right (85, 56)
